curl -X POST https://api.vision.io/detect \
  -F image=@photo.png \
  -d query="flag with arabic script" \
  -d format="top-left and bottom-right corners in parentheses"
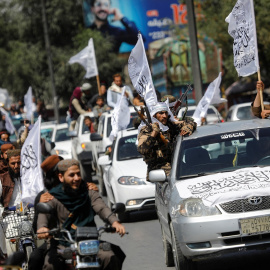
top-left (225, 0), bottom-right (259, 77)
top-left (128, 33), bottom-right (157, 109)
top-left (21, 116), bottom-right (44, 204)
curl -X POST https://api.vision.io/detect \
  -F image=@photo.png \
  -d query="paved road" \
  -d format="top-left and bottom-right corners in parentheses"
top-left (94, 177), bottom-right (270, 270)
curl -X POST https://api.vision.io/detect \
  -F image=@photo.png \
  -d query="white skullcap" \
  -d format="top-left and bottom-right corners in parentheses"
top-left (150, 102), bottom-right (169, 117)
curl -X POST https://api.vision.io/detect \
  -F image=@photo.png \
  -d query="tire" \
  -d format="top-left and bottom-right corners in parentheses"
top-left (118, 212), bottom-right (130, 223)
top-left (170, 223), bottom-right (196, 270)
top-left (24, 245), bottom-right (33, 270)
top-left (161, 226), bottom-right (174, 267)
top-left (80, 163), bottom-right (92, 182)
top-left (98, 167), bottom-right (106, 196)
top-left (107, 196), bottom-right (113, 210)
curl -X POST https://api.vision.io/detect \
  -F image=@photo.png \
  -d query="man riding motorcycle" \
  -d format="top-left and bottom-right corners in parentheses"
top-left (37, 159), bottom-right (126, 270)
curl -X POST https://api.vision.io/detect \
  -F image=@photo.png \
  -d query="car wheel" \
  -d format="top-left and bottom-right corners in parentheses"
top-left (107, 196), bottom-right (113, 210)
top-left (161, 226), bottom-right (174, 267)
top-left (98, 167), bottom-right (107, 196)
top-left (118, 212), bottom-right (130, 223)
top-left (170, 223), bottom-right (196, 270)
top-left (80, 163), bottom-right (92, 182)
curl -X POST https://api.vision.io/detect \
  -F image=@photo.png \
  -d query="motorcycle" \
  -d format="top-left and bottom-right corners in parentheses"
top-left (0, 204), bottom-right (36, 270)
top-left (36, 202), bottom-right (127, 270)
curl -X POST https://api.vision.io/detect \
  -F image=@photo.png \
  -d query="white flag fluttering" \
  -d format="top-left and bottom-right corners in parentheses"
top-left (68, 38), bottom-right (98, 78)
top-left (109, 87), bottom-right (130, 141)
top-left (128, 34), bottom-right (157, 109)
top-left (193, 72), bottom-right (225, 126)
top-left (24, 87), bottom-right (33, 121)
top-left (0, 107), bottom-right (16, 134)
top-left (21, 116), bottom-right (43, 204)
top-left (225, 0), bottom-right (259, 77)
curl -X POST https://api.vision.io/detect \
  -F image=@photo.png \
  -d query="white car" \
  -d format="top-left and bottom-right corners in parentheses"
top-left (40, 122), bottom-right (72, 159)
top-left (91, 107), bottom-right (139, 195)
top-left (98, 128), bottom-right (155, 221)
top-left (69, 112), bottom-right (95, 181)
top-left (52, 123), bottom-right (72, 160)
top-left (225, 102), bottom-right (267, 121)
top-left (177, 105), bottom-right (224, 124)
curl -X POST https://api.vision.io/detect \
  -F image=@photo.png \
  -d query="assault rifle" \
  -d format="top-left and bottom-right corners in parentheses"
top-left (171, 84), bottom-right (193, 116)
top-left (131, 104), bottom-right (169, 146)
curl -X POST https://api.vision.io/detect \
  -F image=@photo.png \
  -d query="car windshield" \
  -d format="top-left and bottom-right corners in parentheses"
top-left (184, 108), bottom-right (215, 117)
top-left (236, 106), bottom-right (256, 120)
top-left (107, 112), bottom-right (138, 138)
top-left (176, 127), bottom-right (270, 179)
top-left (55, 128), bottom-right (69, 142)
top-left (41, 128), bottom-right (54, 142)
top-left (117, 134), bottom-right (142, 161)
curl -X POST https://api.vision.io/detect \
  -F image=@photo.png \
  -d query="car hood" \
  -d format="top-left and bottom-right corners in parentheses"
top-left (54, 140), bottom-right (72, 151)
top-left (175, 166), bottom-right (270, 207)
top-left (116, 158), bottom-right (147, 179)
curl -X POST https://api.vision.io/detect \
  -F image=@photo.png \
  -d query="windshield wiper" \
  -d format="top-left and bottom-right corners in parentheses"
top-left (119, 156), bottom-right (142, 161)
top-left (179, 172), bottom-right (216, 179)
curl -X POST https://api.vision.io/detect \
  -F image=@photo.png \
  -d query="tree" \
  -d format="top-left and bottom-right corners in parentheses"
top-left (0, 0), bottom-right (124, 108)
top-left (198, 0), bottom-right (270, 88)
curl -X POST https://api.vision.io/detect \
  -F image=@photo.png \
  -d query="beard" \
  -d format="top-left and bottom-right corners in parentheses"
top-left (95, 10), bottom-right (109, 22)
top-left (63, 180), bottom-right (88, 197)
top-left (8, 167), bottom-right (20, 179)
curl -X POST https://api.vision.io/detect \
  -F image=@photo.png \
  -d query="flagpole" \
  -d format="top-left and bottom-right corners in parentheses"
top-left (96, 75), bottom-right (101, 95)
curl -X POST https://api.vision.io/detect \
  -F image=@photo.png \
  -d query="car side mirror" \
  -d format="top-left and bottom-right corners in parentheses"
top-left (98, 155), bottom-right (112, 166)
top-left (149, 169), bottom-right (167, 183)
top-left (68, 130), bottom-right (77, 138)
top-left (90, 133), bottom-right (103, 141)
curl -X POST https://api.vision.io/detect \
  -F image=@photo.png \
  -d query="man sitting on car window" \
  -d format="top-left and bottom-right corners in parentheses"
top-left (137, 102), bottom-right (196, 180)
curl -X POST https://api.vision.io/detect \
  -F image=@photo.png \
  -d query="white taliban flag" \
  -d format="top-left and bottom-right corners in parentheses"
top-left (193, 72), bottom-right (225, 126)
top-left (24, 86), bottom-right (33, 121)
top-left (0, 107), bottom-right (16, 134)
top-left (128, 33), bottom-right (157, 109)
top-left (68, 38), bottom-right (98, 78)
top-left (21, 116), bottom-right (44, 204)
top-left (225, 0), bottom-right (259, 77)
top-left (109, 87), bottom-right (130, 141)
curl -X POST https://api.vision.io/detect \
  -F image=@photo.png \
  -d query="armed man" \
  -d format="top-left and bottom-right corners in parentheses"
top-left (137, 102), bottom-right (196, 180)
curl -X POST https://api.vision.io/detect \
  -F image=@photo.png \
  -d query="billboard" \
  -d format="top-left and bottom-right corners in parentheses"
top-left (83, 0), bottom-right (203, 53)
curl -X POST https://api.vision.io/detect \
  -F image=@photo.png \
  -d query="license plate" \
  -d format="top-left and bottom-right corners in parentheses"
top-left (239, 215), bottom-right (270, 236)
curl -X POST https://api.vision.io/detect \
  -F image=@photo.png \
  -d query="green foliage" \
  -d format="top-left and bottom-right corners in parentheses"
top-left (0, 0), bottom-right (124, 107)
top-left (198, 0), bottom-right (270, 88)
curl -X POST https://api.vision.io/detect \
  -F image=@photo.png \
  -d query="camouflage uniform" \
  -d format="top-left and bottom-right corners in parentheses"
top-left (138, 120), bottom-right (196, 180)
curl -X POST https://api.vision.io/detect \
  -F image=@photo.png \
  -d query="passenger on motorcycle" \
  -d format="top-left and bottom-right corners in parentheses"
top-left (29, 155), bottom-right (99, 270)
top-left (37, 159), bottom-right (126, 270)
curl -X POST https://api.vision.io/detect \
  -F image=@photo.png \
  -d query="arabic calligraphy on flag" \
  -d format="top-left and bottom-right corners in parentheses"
top-left (225, 0), bottom-right (259, 76)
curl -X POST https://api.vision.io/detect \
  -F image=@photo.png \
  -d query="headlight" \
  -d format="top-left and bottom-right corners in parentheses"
top-left (19, 221), bottom-right (33, 235)
top-left (55, 149), bottom-right (69, 155)
top-left (118, 177), bottom-right (146, 185)
top-left (78, 240), bottom-right (99, 255)
top-left (179, 198), bottom-right (221, 217)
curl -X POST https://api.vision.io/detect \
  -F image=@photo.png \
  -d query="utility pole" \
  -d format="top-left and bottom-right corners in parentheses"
top-left (41, 0), bottom-right (60, 123)
top-left (186, 0), bottom-right (203, 104)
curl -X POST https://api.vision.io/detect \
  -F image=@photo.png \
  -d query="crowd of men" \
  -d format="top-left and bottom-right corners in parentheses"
top-left (0, 72), bottom-right (267, 270)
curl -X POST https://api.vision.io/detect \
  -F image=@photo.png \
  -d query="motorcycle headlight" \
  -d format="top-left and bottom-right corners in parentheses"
top-left (179, 198), bottom-right (221, 217)
top-left (19, 221), bottom-right (33, 234)
top-left (118, 177), bottom-right (146, 185)
top-left (78, 240), bottom-right (100, 255)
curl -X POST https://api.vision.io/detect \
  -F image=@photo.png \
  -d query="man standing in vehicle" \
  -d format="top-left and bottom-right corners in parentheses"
top-left (137, 103), bottom-right (196, 180)
top-left (37, 159), bottom-right (126, 270)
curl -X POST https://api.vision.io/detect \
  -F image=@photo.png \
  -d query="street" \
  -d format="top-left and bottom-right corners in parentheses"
top-left (94, 178), bottom-right (270, 270)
